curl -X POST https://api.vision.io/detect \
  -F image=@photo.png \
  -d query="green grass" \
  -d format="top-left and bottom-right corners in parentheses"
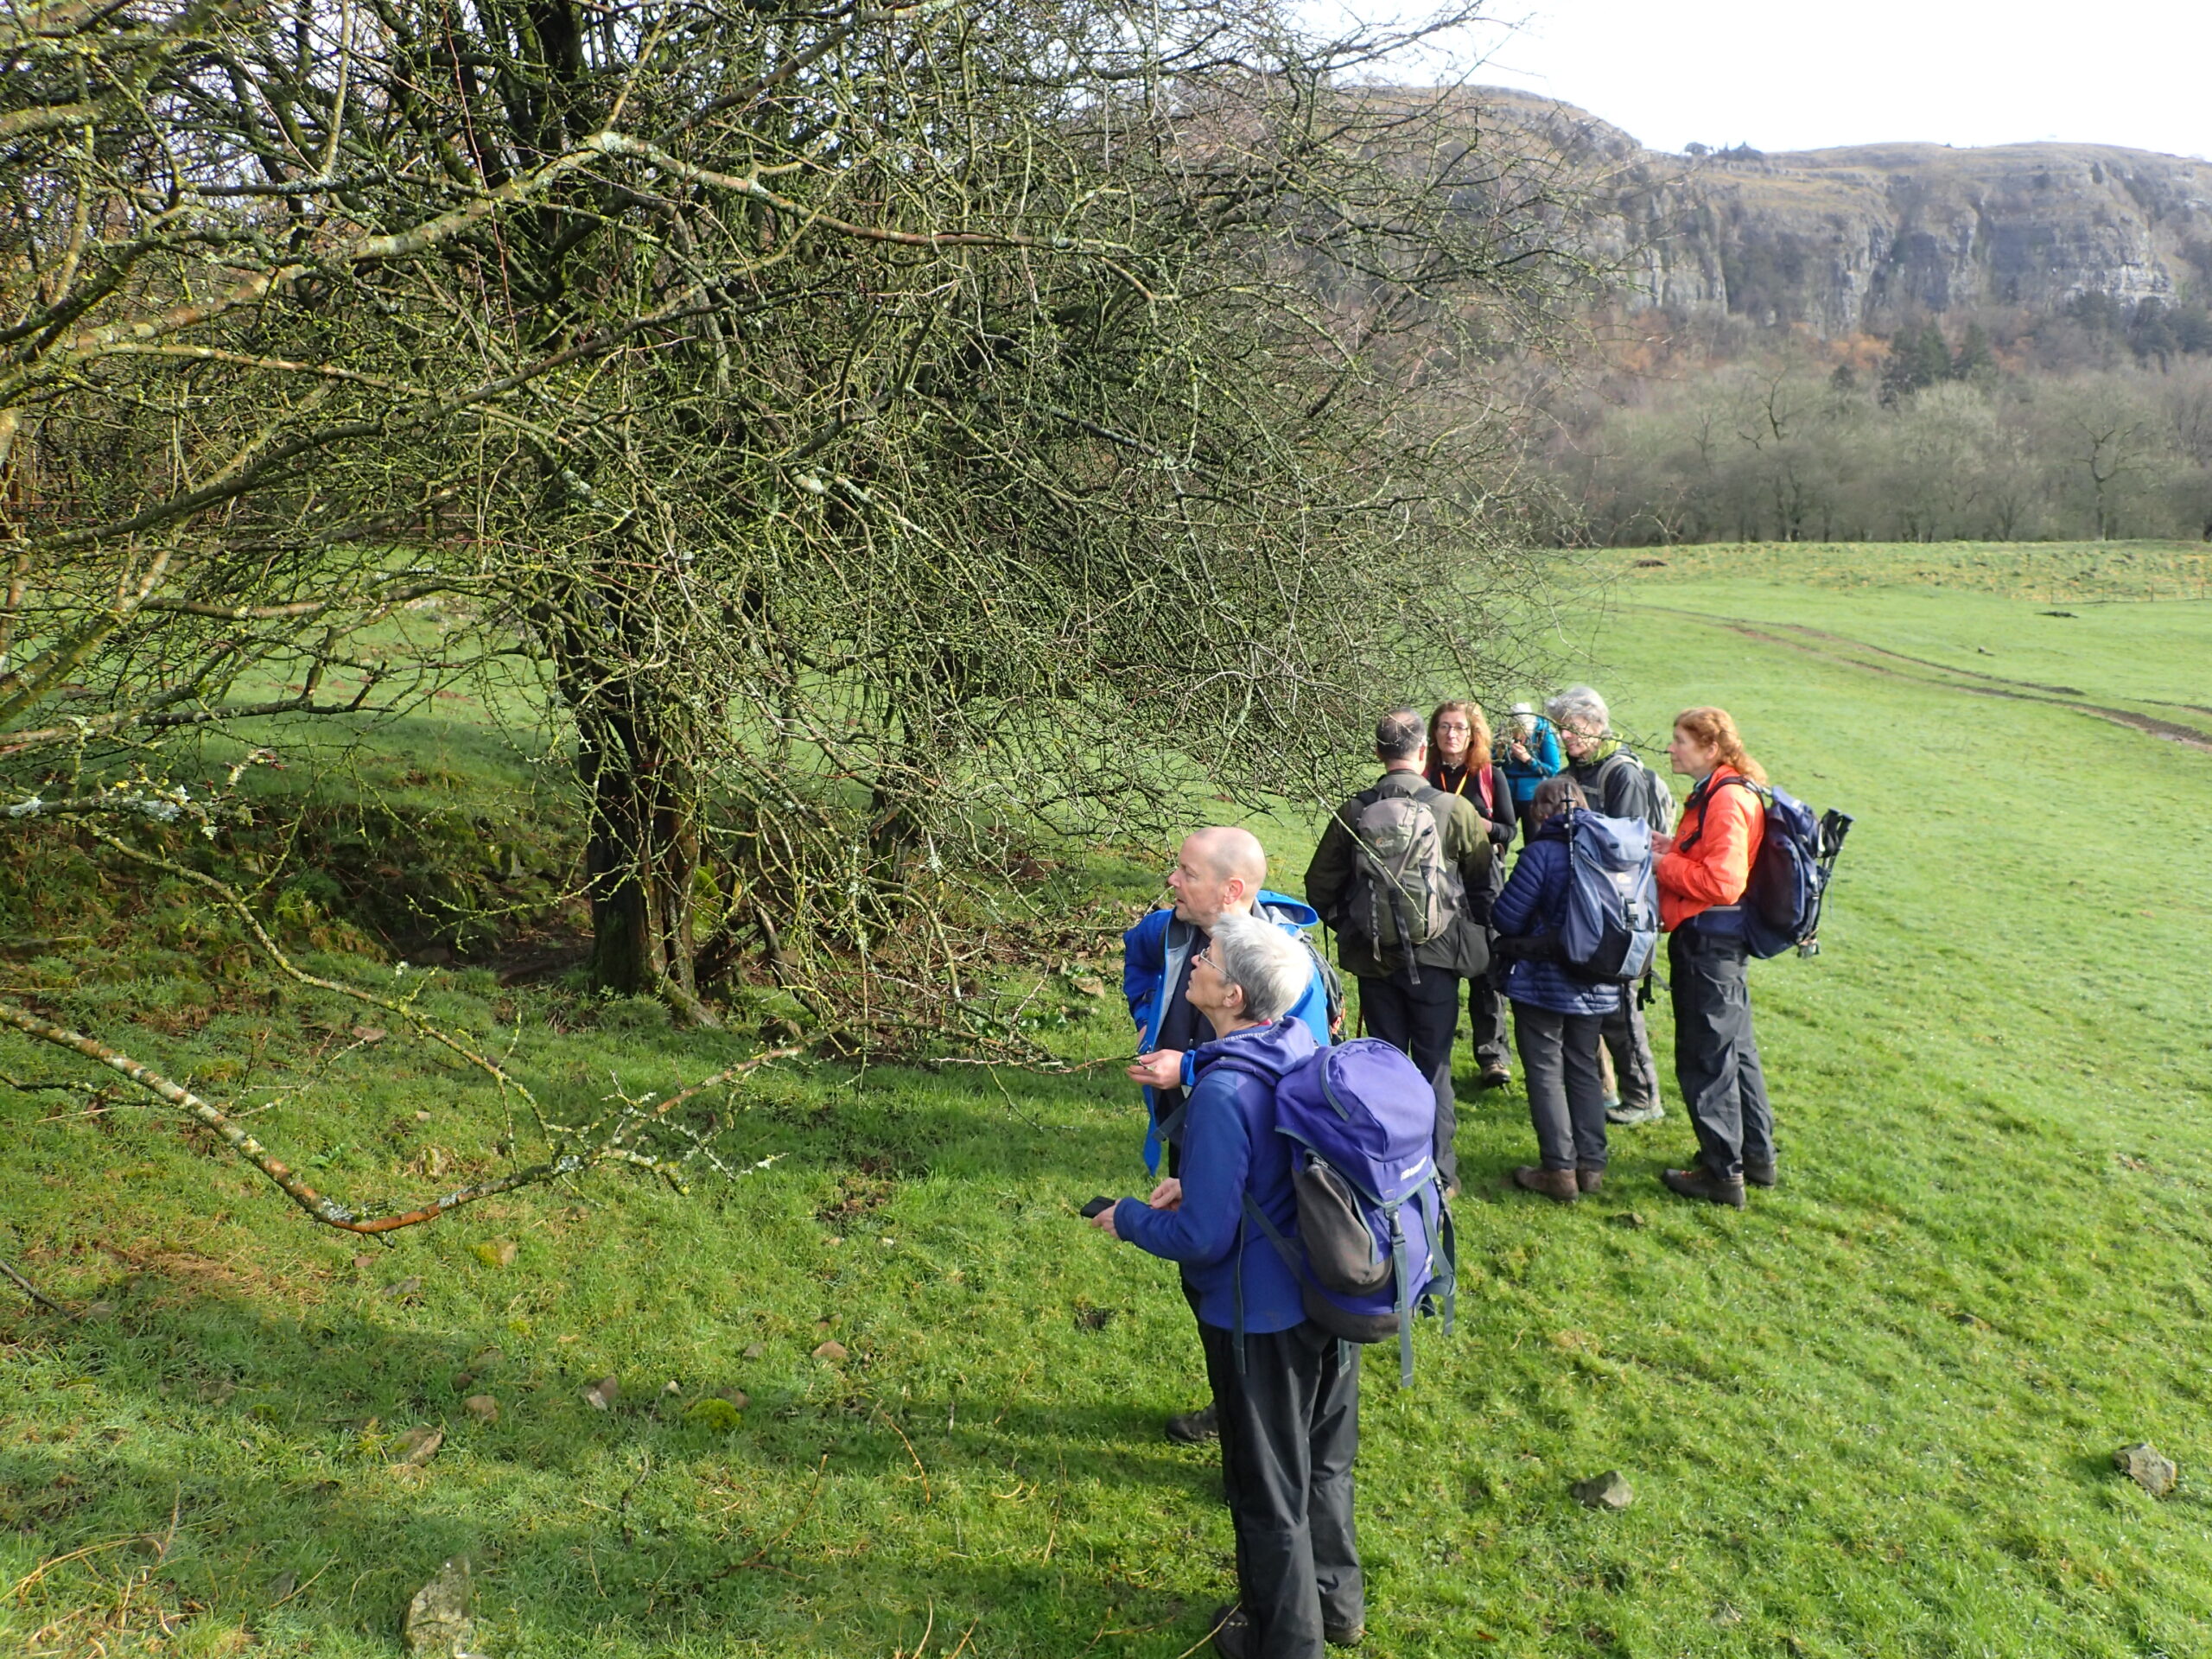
top-left (5, 543), bottom-right (2212, 1656)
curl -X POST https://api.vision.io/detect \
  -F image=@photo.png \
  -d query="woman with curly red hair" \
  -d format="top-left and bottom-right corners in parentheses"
top-left (1425, 701), bottom-right (1517, 1090)
top-left (1653, 707), bottom-right (1776, 1209)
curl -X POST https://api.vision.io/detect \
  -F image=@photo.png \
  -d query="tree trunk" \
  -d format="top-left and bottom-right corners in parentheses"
top-left (575, 696), bottom-right (718, 1025)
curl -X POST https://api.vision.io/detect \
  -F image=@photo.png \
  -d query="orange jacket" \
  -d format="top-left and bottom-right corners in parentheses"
top-left (1657, 764), bottom-right (1764, 932)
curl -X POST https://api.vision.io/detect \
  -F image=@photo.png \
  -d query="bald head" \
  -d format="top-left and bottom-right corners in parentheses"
top-left (1192, 826), bottom-right (1266, 887)
top-left (1168, 827), bottom-right (1269, 929)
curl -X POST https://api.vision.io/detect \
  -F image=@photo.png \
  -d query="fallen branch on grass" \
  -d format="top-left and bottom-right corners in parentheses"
top-left (0, 1253), bottom-right (73, 1317)
top-left (0, 998), bottom-right (795, 1233)
top-left (709, 1450), bottom-right (831, 1580)
top-left (871, 1402), bottom-right (934, 1504)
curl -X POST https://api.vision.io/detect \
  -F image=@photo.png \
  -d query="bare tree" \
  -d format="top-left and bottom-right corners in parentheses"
top-left (2055, 382), bottom-right (2170, 541)
top-left (7, 1), bottom-right (1584, 1019)
top-left (4, 0), bottom-right (1583, 1227)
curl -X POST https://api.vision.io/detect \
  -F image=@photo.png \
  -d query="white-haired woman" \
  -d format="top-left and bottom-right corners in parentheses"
top-left (1547, 683), bottom-right (1669, 1131)
top-left (1089, 910), bottom-right (1365, 1655)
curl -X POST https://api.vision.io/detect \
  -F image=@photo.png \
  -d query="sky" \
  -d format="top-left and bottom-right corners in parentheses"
top-left (1305, 0), bottom-right (2212, 161)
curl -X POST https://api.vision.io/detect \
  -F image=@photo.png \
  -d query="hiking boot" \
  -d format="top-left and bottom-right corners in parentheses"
top-left (1605, 1101), bottom-right (1665, 1127)
top-left (1165, 1402), bottom-right (1218, 1445)
top-left (1476, 1065), bottom-right (1512, 1091)
top-left (1208, 1603), bottom-right (1250, 1659)
top-left (1662, 1166), bottom-right (1747, 1209)
top-left (1575, 1167), bottom-right (1605, 1193)
top-left (1744, 1160), bottom-right (1778, 1188)
top-left (1513, 1166), bottom-right (1580, 1203)
top-left (1210, 1604), bottom-right (1359, 1655)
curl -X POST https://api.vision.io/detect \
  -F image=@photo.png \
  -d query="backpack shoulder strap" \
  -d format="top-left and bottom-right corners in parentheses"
top-left (1243, 1190), bottom-right (1306, 1277)
top-left (1675, 772), bottom-right (1765, 854)
top-left (1297, 933), bottom-right (1345, 1029)
top-left (1334, 780), bottom-right (1388, 834)
top-left (1409, 779), bottom-right (1461, 836)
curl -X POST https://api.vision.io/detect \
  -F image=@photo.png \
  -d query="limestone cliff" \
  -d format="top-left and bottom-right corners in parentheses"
top-left (1468, 87), bottom-right (2212, 335)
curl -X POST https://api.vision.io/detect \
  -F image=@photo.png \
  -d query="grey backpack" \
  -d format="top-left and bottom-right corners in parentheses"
top-left (1346, 786), bottom-right (1461, 969)
top-left (1598, 751), bottom-right (1678, 836)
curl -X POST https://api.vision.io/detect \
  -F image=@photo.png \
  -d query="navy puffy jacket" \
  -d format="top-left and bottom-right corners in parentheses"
top-left (1491, 818), bottom-right (1627, 1018)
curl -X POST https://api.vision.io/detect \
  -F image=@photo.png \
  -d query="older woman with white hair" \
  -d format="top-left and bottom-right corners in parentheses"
top-left (1547, 683), bottom-right (1669, 1133)
top-left (1089, 910), bottom-right (1366, 1656)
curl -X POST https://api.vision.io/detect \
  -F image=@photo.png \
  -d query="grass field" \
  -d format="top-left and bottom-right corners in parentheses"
top-left (4, 542), bottom-right (2211, 1657)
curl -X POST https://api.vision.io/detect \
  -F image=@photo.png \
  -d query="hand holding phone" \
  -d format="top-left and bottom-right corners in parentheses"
top-left (1079, 1195), bottom-right (1115, 1219)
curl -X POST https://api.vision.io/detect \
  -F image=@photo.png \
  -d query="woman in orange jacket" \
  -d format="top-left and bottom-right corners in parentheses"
top-left (1651, 707), bottom-right (1775, 1208)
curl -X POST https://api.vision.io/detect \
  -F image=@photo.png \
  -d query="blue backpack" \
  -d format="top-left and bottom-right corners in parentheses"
top-left (1684, 776), bottom-right (1824, 959)
top-left (1559, 810), bottom-right (1660, 983)
top-left (1236, 1039), bottom-right (1455, 1387)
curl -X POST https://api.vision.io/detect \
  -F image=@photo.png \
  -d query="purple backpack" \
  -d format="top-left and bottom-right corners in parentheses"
top-left (1241, 1039), bottom-right (1457, 1386)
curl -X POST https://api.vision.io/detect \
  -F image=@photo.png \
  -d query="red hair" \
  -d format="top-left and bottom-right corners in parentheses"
top-left (1428, 700), bottom-right (1491, 769)
top-left (1674, 706), bottom-right (1767, 784)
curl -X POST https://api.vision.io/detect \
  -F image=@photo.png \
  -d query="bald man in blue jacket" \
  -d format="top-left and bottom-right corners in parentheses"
top-left (1122, 826), bottom-right (1335, 1445)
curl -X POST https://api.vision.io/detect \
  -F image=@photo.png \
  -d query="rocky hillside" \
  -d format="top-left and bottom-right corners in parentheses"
top-left (1475, 88), bottom-right (2212, 335)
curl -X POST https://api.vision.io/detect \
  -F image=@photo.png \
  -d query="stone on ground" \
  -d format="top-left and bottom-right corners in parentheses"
top-left (403, 1556), bottom-right (473, 1656)
top-left (2114, 1442), bottom-right (2177, 1497)
top-left (1571, 1471), bottom-right (1634, 1511)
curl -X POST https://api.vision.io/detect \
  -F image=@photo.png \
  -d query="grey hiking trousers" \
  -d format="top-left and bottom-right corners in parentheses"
top-left (1669, 928), bottom-right (1775, 1180)
top-left (1512, 1002), bottom-right (1610, 1173)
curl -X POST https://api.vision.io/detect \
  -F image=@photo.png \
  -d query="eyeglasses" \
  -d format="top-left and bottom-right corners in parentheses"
top-left (1192, 945), bottom-right (1215, 969)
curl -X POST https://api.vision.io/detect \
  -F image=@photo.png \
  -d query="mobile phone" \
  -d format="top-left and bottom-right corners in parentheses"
top-left (1080, 1195), bottom-right (1115, 1219)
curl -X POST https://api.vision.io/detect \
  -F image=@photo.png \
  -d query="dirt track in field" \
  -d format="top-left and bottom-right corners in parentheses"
top-left (1626, 605), bottom-right (2212, 756)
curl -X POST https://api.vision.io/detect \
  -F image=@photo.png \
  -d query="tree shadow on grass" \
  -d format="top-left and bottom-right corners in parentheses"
top-left (3, 1280), bottom-right (1230, 1656)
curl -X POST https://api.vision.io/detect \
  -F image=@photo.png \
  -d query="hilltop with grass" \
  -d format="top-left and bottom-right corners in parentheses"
top-left (5, 540), bottom-right (2209, 1657)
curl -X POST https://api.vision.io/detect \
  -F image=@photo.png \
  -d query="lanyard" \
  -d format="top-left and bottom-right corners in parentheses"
top-left (1433, 762), bottom-right (1491, 813)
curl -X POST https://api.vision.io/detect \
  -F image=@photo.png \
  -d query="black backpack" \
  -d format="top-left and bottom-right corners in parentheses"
top-left (1257, 898), bottom-right (1347, 1034)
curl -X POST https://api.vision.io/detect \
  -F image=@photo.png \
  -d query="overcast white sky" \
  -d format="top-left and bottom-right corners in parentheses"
top-left (1306, 0), bottom-right (2212, 160)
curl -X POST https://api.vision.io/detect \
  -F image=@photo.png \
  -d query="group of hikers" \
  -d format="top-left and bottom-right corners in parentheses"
top-left (1086, 690), bottom-right (1806, 1659)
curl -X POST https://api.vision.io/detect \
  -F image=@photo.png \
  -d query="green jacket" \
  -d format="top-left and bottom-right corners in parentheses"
top-left (1303, 769), bottom-right (1496, 980)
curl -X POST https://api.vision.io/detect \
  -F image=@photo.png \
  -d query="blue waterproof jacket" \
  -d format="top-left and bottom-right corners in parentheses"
top-left (1116, 1018), bottom-right (1316, 1335)
top-left (1122, 890), bottom-right (1332, 1171)
top-left (1499, 717), bottom-right (1563, 806)
top-left (1491, 817), bottom-right (1627, 1017)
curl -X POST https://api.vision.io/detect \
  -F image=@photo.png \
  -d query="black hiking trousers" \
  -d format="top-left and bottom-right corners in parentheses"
top-left (1599, 995), bottom-right (1662, 1111)
top-left (1198, 1319), bottom-right (1363, 1658)
top-left (1357, 969), bottom-right (1462, 1185)
top-left (1467, 959), bottom-right (1510, 1074)
top-left (1669, 927), bottom-right (1775, 1181)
